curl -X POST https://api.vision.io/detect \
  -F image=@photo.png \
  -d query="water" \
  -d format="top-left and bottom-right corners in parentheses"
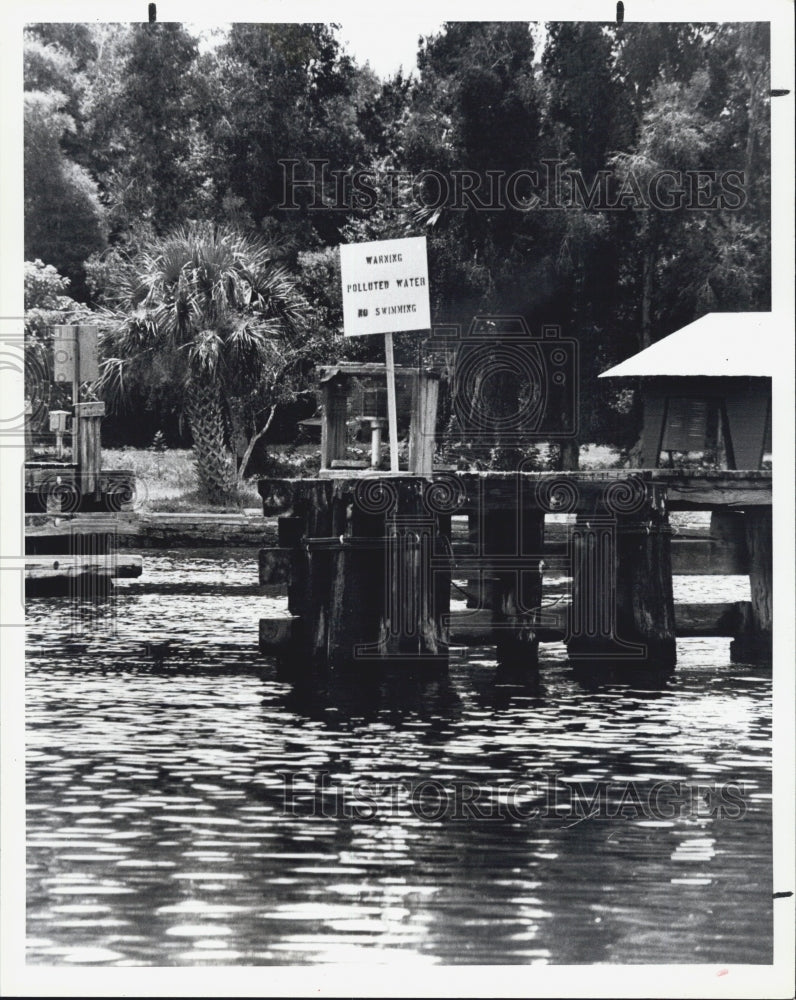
top-left (25, 550), bottom-right (772, 966)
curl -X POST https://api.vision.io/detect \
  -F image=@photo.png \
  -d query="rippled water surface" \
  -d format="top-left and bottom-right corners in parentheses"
top-left (26, 550), bottom-right (772, 965)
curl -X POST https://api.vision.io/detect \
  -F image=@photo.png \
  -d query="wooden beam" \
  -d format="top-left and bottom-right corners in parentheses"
top-left (451, 602), bottom-right (747, 643)
top-left (674, 601), bottom-right (751, 636)
top-left (257, 471), bottom-right (772, 518)
top-left (669, 537), bottom-right (749, 574)
top-left (319, 363), bottom-right (437, 381)
top-left (446, 608), bottom-right (565, 645)
top-left (453, 537), bottom-right (748, 575)
top-left (259, 601), bottom-right (752, 655)
top-left (25, 554), bottom-right (142, 580)
top-left (647, 470), bottom-right (772, 508)
top-left (26, 511), bottom-right (274, 549)
top-left (408, 373), bottom-right (439, 476)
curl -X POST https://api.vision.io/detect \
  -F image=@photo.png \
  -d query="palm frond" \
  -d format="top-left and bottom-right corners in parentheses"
top-left (186, 328), bottom-right (224, 378)
top-left (98, 221), bottom-right (311, 414)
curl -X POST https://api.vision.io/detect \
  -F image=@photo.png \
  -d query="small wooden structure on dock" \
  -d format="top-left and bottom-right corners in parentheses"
top-left (318, 363), bottom-right (439, 476)
top-left (25, 325), bottom-right (135, 513)
top-left (600, 312), bottom-right (774, 470)
top-left (24, 325), bottom-right (139, 597)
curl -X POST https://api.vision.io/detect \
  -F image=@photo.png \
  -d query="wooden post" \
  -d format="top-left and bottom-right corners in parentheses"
top-left (637, 384), bottom-right (666, 468)
top-left (709, 509), bottom-right (749, 575)
top-left (482, 507), bottom-right (544, 669)
top-left (285, 481), bottom-right (334, 674)
top-left (566, 490), bottom-right (676, 671)
top-left (375, 478), bottom-right (449, 668)
top-left (325, 487), bottom-right (386, 670)
top-left (277, 515), bottom-right (304, 548)
top-left (710, 509), bottom-right (748, 545)
top-left (52, 324), bottom-right (99, 465)
top-left (74, 401), bottom-right (105, 503)
top-left (49, 409), bottom-right (70, 460)
top-left (408, 372), bottom-right (439, 476)
top-left (71, 339), bottom-right (80, 461)
top-left (730, 505), bottom-right (772, 663)
top-left (320, 376), bottom-right (348, 471)
top-left (24, 400), bottom-right (34, 459)
top-left (318, 478), bottom-right (451, 671)
top-left (466, 511), bottom-right (490, 609)
top-left (384, 332), bottom-right (399, 472)
top-left (435, 513), bottom-right (453, 656)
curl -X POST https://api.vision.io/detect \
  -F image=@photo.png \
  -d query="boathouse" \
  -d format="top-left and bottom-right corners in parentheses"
top-left (599, 312), bottom-right (775, 469)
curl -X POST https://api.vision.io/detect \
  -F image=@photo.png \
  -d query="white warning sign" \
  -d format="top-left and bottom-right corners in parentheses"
top-left (339, 236), bottom-right (430, 336)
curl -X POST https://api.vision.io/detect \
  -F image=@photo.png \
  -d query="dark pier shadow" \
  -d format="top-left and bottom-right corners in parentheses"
top-left (567, 659), bottom-right (676, 693)
top-left (277, 663), bottom-right (464, 728)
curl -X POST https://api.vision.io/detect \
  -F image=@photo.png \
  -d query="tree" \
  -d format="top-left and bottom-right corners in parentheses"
top-left (19, 19), bottom-right (770, 463)
top-left (610, 59), bottom-right (769, 347)
top-left (201, 23), bottom-right (375, 247)
top-left (605, 23), bottom-right (770, 463)
top-left (23, 30), bottom-right (108, 297)
top-left (98, 223), bottom-right (310, 504)
top-left (79, 23), bottom-right (213, 238)
top-left (399, 23), bottom-right (548, 321)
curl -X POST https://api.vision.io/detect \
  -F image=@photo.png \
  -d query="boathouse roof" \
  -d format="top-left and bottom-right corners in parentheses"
top-left (599, 312), bottom-right (779, 378)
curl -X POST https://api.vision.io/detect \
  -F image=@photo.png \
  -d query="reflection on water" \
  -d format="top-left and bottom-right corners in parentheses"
top-left (25, 551), bottom-right (772, 965)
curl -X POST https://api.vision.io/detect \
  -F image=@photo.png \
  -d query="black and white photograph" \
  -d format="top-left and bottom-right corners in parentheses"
top-left (1, 0), bottom-right (794, 995)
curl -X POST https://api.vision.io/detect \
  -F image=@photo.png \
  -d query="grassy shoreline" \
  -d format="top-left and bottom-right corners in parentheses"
top-left (101, 448), bottom-right (261, 512)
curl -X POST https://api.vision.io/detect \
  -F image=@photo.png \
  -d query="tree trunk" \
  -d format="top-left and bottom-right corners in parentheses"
top-left (641, 247), bottom-right (654, 348)
top-left (185, 380), bottom-right (237, 505)
top-left (237, 405), bottom-right (276, 487)
top-left (557, 439), bottom-right (580, 470)
top-left (227, 397), bottom-right (249, 473)
top-left (739, 28), bottom-right (759, 192)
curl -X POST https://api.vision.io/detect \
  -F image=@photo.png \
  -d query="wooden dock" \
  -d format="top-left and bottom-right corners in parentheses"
top-left (24, 462), bottom-right (137, 513)
top-left (25, 553), bottom-right (143, 597)
top-left (25, 511), bottom-right (274, 550)
top-left (24, 516), bottom-right (143, 597)
top-left (257, 470), bottom-right (772, 673)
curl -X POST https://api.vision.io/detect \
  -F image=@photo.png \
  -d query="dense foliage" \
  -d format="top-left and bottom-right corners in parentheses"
top-left (23, 20), bottom-right (771, 493)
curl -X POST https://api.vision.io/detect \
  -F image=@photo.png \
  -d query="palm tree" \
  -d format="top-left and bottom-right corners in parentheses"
top-left (99, 222), bottom-right (309, 504)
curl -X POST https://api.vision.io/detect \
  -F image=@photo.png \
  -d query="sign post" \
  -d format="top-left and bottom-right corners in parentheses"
top-left (339, 237), bottom-right (430, 473)
top-left (52, 325), bottom-right (100, 462)
top-left (383, 331), bottom-right (399, 472)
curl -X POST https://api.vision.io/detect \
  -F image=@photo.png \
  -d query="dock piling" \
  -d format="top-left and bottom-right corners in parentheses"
top-left (730, 506), bottom-right (772, 663)
top-left (258, 471), bottom-right (772, 674)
